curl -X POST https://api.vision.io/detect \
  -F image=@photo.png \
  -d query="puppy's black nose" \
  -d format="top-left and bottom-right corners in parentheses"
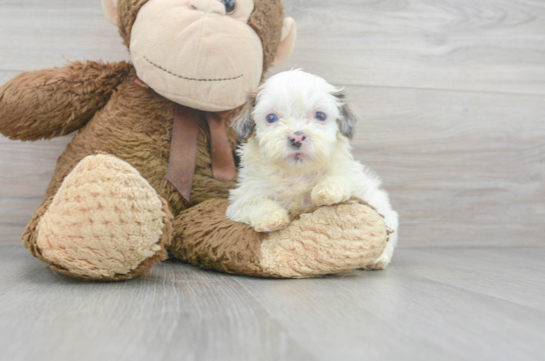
top-left (289, 131), bottom-right (306, 149)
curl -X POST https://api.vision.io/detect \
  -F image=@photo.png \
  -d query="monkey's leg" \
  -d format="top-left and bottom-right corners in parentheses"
top-left (23, 154), bottom-right (172, 281)
top-left (169, 199), bottom-right (387, 278)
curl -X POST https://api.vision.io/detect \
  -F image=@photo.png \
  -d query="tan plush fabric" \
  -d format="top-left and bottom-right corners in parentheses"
top-left (102, 0), bottom-right (119, 25)
top-left (171, 199), bottom-right (387, 278)
top-left (261, 202), bottom-right (387, 278)
top-left (126, 0), bottom-right (289, 111)
top-left (35, 154), bottom-right (172, 279)
top-left (117, 0), bottom-right (285, 76)
top-left (129, 0), bottom-right (264, 111)
top-left (272, 17), bottom-right (296, 66)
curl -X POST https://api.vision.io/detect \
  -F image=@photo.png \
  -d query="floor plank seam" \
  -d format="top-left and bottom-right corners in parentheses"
top-left (331, 82), bottom-right (545, 99)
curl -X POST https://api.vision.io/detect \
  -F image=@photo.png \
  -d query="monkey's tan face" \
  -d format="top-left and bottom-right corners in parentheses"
top-left (130, 0), bottom-right (263, 112)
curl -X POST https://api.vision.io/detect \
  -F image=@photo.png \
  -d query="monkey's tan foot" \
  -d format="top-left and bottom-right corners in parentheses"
top-left (172, 199), bottom-right (387, 278)
top-left (311, 181), bottom-right (350, 207)
top-left (33, 154), bottom-right (172, 281)
top-left (261, 202), bottom-right (387, 277)
top-left (252, 210), bottom-right (290, 233)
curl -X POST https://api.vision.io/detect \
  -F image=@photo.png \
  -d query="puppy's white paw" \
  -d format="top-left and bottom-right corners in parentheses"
top-left (364, 253), bottom-right (391, 270)
top-left (311, 182), bottom-right (350, 207)
top-left (252, 210), bottom-right (290, 233)
top-left (364, 241), bottom-right (394, 270)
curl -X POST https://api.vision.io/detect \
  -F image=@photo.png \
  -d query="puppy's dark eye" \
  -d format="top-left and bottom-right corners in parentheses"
top-left (315, 112), bottom-right (327, 122)
top-left (266, 114), bottom-right (279, 124)
top-left (221, 0), bottom-right (236, 14)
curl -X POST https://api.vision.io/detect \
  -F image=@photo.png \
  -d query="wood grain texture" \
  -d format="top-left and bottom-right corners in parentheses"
top-left (0, 134), bottom-right (74, 244)
top-left (0, 246), bottom-right (544, 361)
top-left (0, 0), bottom-right (544, 247)
top-left (0, 1), bottom-right (130, 72)
top-left (276, 0), bottom-right (545, 95)
top-left (347, 86), bottom-right (545, 247)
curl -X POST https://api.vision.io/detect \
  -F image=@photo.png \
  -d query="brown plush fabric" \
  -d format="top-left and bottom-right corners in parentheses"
top-left (117, 0), bottom-right (149, 48)
top-left (33, 67), bottom-right (237, 216)
top-left (248, 0), bottom-right (285, 74)
top-left (170, 199), bottom-right (270, 276)
top-left (0, 61), bottom-right (132, 141)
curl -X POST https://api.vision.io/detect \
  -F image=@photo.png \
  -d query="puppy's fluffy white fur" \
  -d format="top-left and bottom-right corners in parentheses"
top-left (227, 70), bottom-right (398, 269)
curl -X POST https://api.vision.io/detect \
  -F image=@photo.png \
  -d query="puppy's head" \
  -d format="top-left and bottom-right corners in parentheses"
top-left (233, 69), bottom-right (357, 172)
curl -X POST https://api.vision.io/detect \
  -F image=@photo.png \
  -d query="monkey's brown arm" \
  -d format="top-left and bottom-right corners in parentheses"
top-left (0, 61), bottom-right (132, 141)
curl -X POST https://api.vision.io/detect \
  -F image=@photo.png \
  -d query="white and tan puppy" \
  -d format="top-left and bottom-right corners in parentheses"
top-left (227, 70), bottom-right (398, 269)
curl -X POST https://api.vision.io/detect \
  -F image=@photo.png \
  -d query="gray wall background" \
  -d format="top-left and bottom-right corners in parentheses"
top-left (0, 0), bottom-right (543, 247)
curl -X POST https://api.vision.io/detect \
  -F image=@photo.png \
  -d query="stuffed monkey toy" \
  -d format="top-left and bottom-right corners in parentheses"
top-left (0, 0), bottom-right (388, 281)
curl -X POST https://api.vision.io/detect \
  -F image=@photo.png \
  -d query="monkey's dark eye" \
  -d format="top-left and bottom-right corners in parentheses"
top-left (266, 114), bottom-right (279, 124)
top-left (221, 0), bottom-right (236, 14)
top-left (315, 112), bottom-right (327, 121)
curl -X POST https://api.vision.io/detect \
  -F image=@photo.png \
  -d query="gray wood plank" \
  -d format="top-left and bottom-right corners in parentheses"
top-left (276, 0), bottom-right (545, 95)
top-left (346, 86), bottom-right (545, 247)
top-left (0, 246), bottom-right (314, 361)
top-left (0, 71), bottom-right (20, 85)
top-left (0, 2), bottom-right (130, 72)
top-left (395, 248), bottom-right (545, 311)
top-left (0, 134), bottom-right (74, 245)
top-left (233, 252), bottom-right (545, 361)
top-left (0, 246), bottom-right (544, 361)
top-left (1, 0), bottom-right (543, 94)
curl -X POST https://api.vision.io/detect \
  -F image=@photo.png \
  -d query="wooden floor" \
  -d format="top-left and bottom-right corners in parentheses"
top-left (0, 246), bottom-right (543, 361)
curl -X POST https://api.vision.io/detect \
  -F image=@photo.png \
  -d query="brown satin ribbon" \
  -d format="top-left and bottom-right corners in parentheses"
top-left (166, 104), bottom-right (237, 202)
top-left (136, 80), bottom-right (236, 201)
top-left (206, 110), bottom-right (237, 183)
top-left (166, 105), bottom-right (200, 202)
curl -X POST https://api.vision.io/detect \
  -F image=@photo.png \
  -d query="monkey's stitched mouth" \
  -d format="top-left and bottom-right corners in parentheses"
top-left (144, 56), bottom-right (244, 82)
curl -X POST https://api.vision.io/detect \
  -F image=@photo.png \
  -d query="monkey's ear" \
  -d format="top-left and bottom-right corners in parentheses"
top-left (334, 91), bottom-right (358, 140)
top-left (102, 0), bottom-right (118, 25)
top-left (273, 18), bottom-right (297, 67)
top-left (232, 91), bottom-right (259, 141)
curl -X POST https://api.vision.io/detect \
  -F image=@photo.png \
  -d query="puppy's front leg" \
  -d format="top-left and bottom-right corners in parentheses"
top-left (251, 200), bottom-right (291, 233)
top-left (311, 176), bottom-right (351, 207)
top-left (227, 198), bottom-right (290, 233)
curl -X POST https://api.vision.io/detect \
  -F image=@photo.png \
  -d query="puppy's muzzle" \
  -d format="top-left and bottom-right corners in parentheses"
top-left (289, 131), bottom-right (306, 150)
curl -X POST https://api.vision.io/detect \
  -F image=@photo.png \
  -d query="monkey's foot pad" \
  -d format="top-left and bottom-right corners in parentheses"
top-left (174, 199), bottom-right (388, 279)
top-left (36, 154), bottom-right (171, 280)
top-left (261, 202), bottom-right (388, 278)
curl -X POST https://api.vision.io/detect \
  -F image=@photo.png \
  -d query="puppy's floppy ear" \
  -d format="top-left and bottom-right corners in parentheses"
top-left (334, 90), bottom-right (357, 140)
top-left (232, 90), bottom-right (259, 142)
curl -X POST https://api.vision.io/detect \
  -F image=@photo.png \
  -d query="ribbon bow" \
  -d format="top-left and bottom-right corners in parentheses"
top-left (166, 104), bottom-right (237, 201)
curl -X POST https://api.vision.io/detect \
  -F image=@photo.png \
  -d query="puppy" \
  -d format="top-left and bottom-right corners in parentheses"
top-left (226, 70), bottom-right (398, 269)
